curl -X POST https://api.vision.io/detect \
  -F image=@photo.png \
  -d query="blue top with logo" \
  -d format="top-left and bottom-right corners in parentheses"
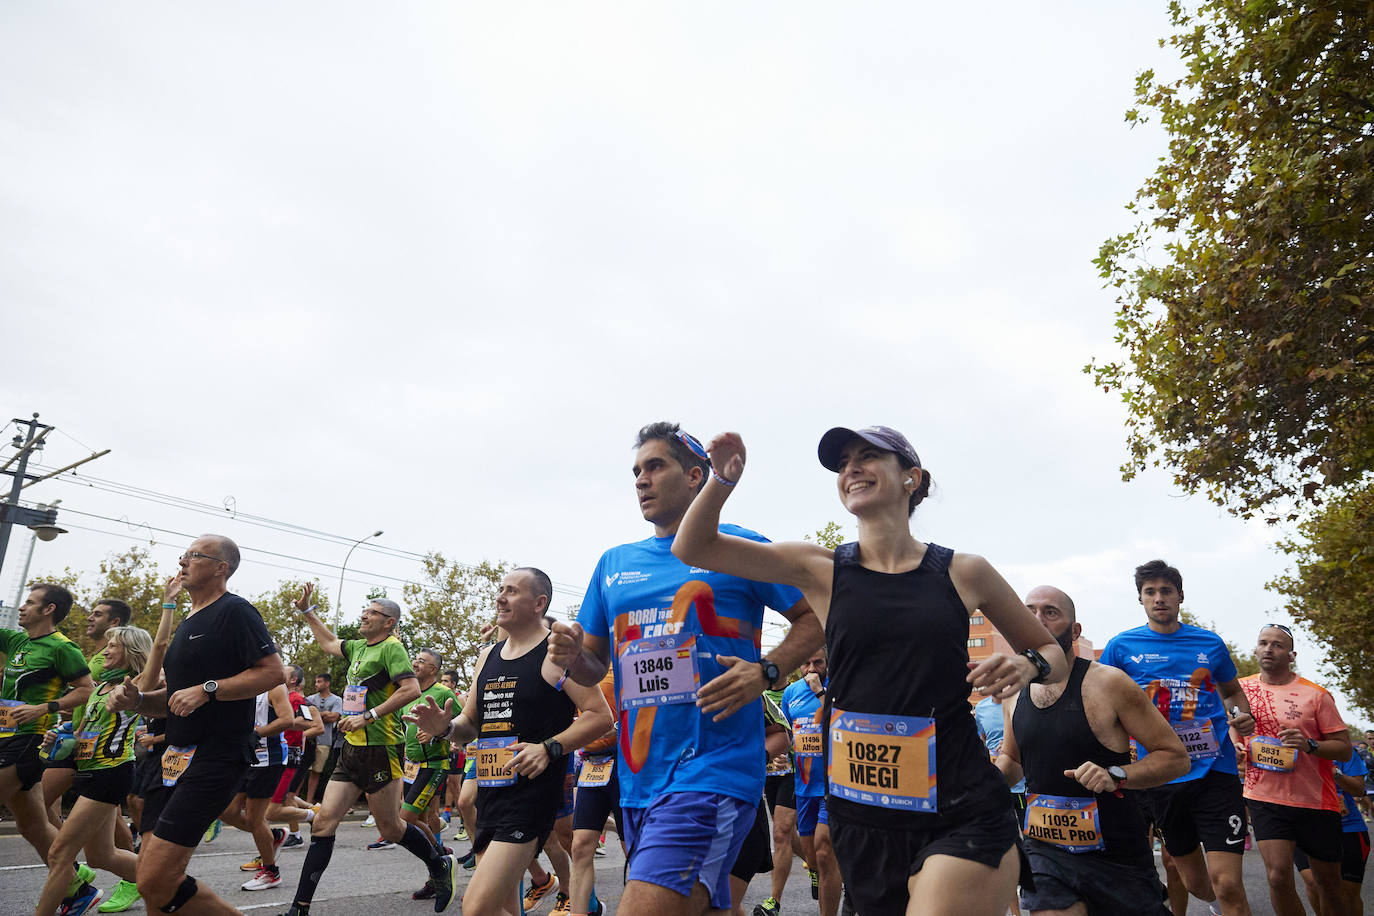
top-left (1338, 753), bottom-right (1369, 833)
top-left (973, 696), bottom-right (1026, 794)
top-left (578, 525), bottom-right (803, 810)
top-left (781, 678), bottom-right (826, 798)
top-left (1100, 623), bottom-right (1239, 783)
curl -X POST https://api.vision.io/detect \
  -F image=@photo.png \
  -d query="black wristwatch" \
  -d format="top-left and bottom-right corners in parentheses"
top-left (1021, 648), bottom-right (1053, 684)
top-left (1108, 765), bottom-right (1128, 787)
top-left (1305, 738), bottom-right (1320, 755)
top-left (47, 701), bottom-right (60, 714)
top-left (543, 738), bottom-right (564, 760)
top-left (759, 658), bottom-right (781, 690)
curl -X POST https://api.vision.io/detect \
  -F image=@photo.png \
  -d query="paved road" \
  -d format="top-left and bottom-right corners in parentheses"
top-left (4, 815), bottom-right (1374, 914)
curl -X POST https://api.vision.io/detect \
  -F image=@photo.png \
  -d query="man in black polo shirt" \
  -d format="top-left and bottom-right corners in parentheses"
top-left (110, 535), bottom-right (285, 915)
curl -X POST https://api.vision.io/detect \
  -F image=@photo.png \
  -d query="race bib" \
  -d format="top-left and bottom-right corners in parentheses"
top-left (0, 699), bottom-right (21, 736)
top-left (342, 685), bottom-right (368, 715)
top-left (1171, 718), bottom-right (1220, 761)
top-left (76, 730), bottom-right (99, 761)
top-left (827, 709), bottom-right (937, 812)
top-left (1023, 794), bottom-right (1104, 852)
top-left (578, 754), bottom-right (614, 788)
top-left (254, 743), bottom-right (270, 767)
top-left (403, 759), bottom-right (421, 784)
top-left (1249, 736), bottom-right (1298, 772)
top-left (161, 745), bottom-right (197, 786)
top-left (618, 633), bottom-right (700, 709)
top-left (767, 756), bottom-right (794, 776)
top-left (794, 719), bottom-right (823, 758)
top-left (475, 736), bottom-right (518, 787)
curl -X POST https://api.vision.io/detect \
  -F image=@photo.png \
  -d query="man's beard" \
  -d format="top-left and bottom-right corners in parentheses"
top-left (1055, 629), bottom-right (1075, 658)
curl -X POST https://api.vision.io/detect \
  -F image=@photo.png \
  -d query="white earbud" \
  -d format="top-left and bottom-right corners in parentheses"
top-left (905, 477), bottom-right (914, 485)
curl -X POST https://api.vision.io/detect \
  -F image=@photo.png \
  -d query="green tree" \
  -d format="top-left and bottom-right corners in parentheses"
top-left (253, 579), bottom-right (335, 686)
top-left (401, 554), bottom-right (511, 685)
top-left (39, 547), bottom-right (169, 656)
top-left (1270, 482), bottom-right (1374, 718)
top-left (803, 522), bottom-right (846, 550)
top-left (1090, 0), bottom-right (1374, 523)
top-left (1181, 610), bottom-right (1259, 679)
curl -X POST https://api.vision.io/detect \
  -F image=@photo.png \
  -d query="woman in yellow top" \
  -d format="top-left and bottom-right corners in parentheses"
top-left (36, 626), bottom-right (158, 916)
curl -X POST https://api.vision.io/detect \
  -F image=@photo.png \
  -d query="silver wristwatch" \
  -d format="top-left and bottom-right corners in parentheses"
top-left (202, 679), bottom-right (219, 698)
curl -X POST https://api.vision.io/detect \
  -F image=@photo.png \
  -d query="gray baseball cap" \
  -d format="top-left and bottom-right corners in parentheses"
top-left (817, 426), bottom-right (921, 472)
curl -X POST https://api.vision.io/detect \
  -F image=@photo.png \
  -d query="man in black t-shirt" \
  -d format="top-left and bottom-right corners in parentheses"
top-left (110, 535), bottom-right (285, 915)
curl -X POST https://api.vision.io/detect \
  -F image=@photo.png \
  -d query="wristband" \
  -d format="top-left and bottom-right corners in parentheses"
top-left (161, 602), bottom-right (176, 610)
top-left (47, 701), bottom-right (60, 714)
top-left (555, 668), bottom-right (570, 691)
top-left (711, 468), bottom-right (737, 487)
top-left (298, 604), bottom-right (318, 616)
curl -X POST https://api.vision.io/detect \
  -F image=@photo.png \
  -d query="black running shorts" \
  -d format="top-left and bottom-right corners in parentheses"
top-left (1249, 798), bottom-right (1342, 863)
top-left (73, 762), bottom-right (135, 806)
top-left (240, 764), bottom-right (283, 800)
top-left (730, 798), bottom-right (773, 881)
top-left (1021, 840), bottom-right (1169, 915)
top-left (0, 734), bottom-right (46, 791)
top-left (330, 743), bottom-right (403, 792)
top-left (144, 750), bottom-right (249, 848)
top-left (1296, 830), bottom-right (1370, 883)
top-left (828, 803), bottom-right (1027, 916)
top-left (1138, 769), bottom-right (1248, 857)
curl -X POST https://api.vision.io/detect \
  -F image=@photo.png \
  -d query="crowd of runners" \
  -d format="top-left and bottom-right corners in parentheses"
top-left (2, 420), bottom-right (1371, 916)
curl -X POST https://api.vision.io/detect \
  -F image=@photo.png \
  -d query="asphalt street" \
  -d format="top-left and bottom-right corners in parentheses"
top-left (4, 813), bottom-right (1374, 915)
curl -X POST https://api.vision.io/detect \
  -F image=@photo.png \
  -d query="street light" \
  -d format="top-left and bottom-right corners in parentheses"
top-left (336, 530), bottom-right (383, 626)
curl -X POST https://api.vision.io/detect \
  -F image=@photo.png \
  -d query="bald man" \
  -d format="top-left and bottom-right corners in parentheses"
top-left (998, 586), bottom-right (1191, 916)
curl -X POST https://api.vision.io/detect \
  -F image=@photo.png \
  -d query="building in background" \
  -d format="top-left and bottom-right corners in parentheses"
top-left (967, 613), bottom-right (1098, 706)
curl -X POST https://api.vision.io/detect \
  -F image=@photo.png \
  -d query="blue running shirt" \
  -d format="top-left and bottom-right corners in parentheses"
top-left (1100, 624), bottom-right (1239, 783)
top-left (780, 678), bottom-right (826, 798)
top-left (578, 525), bottom-right (803, 810)
top-left (1338, 753), bottom-right (1369, 833)
top-left (973, 696), bottom-right (1026, 794)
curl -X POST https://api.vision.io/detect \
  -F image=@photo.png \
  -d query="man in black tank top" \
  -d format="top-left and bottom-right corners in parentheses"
top-left (406, 568), bottom-right (612, 916)
top-left (998, 586), bottom-right (1191, 915)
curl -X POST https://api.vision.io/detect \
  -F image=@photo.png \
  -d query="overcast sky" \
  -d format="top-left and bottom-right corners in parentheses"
top-left (5, 4), bottom-right (1360, 725)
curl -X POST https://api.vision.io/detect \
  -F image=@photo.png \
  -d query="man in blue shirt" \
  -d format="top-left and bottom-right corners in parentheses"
top-left (549, 422), bottom-right (822, 916)
top-left (778, 647), bottom-right (840, 916)
top-left (1100, 559), bottom-right (1257, 916)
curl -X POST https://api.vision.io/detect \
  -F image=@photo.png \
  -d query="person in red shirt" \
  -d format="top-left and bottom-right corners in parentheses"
top-left (1236, 624), bottom-right (1352, 916)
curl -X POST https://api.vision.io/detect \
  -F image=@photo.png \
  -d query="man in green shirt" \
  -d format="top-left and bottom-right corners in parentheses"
top-left (1, 585), bottom-right (93, 883)
top-left (402, 648), bottom-right (458, 901)
top-left (281, 585), bottom-right (456, 915)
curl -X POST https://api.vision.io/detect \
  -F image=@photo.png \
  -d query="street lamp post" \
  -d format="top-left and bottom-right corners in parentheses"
top-left (336, 530), bottom-right (383, 627)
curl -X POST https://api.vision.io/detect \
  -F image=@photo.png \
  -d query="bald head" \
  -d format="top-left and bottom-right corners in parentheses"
top-left (1025, 585), bottom-right (1079, 655)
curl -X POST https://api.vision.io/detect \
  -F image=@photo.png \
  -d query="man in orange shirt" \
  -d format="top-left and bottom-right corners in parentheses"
top-left (1237, 624), bottom-right (1352, 916)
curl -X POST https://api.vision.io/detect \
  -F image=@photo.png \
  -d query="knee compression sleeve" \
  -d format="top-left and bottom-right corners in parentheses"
top-left (159, 876), bottom-right (198, 913)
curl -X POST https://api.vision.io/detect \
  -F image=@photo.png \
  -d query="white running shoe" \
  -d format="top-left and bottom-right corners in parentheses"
top-left (241, 868), bottom-right (282, 891)
top-left (361, 813), bottom-right (376, 827)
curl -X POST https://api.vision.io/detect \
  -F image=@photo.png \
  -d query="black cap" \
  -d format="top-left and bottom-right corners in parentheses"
top-left (817, 426), bottom-right (921, 472)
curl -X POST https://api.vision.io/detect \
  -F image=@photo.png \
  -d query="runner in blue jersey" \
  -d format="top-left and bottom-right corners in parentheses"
top-left (547, 422), bottom-right (823, 916)
top-left (779, 647), bottom-right (842, 916)
top-left (1099, 559), bottom-right (1257, 916)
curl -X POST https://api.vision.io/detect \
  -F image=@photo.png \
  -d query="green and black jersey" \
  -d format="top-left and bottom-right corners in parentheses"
top-left (87, 647), bottom-right (110, 685)
top-left (0, 628), bottom-right (89, 736)
top-left (74, 675), bottom-right (141, 771)
top-left (403, 682), bottom-right (457, 771)
top-left (342, 636), bottom-right (414, 747)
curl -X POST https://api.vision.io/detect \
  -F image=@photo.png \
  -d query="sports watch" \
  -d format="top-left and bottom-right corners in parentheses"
top-left (759, 657), bottom-right (781, 690)
top-left (1305, 738), bottom-right (1320, 755)
top-left (202, 679), bottom-right (219, 698)
top-left (1108, 765), bottom-right (1128, 787)
top-left (1021, 648), bottom-right (1053, 684)
top-left (543, 738), bottom-right (564, 760)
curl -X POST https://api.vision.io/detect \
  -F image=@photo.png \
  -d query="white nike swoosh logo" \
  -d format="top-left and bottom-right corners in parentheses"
top-left (189, 634), bottom-right (205, 640)
top-left (1225, 837), bottom-right (1244, 845)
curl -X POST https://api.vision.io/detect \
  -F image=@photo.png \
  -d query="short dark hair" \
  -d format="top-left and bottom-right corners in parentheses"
top-left (442, 669), bottom-right (458, 682)
top-left (33, 583), bottom-right (75, 625)
top-left (515, 567), bottom-right (553, 614)
top-left (287, 664), bottom-right (305, 686)
top-left (635, 421), bottom-right (709, 491)
top-left (94, 598), bottom-right (133, 626)
top-left (1134, 559), bottom-right (1183, 596)
top-left (315, 672), bottom-right (332, 684)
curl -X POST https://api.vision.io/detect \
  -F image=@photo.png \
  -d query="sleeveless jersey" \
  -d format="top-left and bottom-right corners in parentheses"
top-left (1012, 657), bottom-right (1149, 864)
top-left (473, 635), bottom-right (576, 825)
top-left (825, 542), bottom-right (1007, 828)
top-left (252, 692), bottom-right (287, 767)
top-left (74, 677), bottom-right (141, 771)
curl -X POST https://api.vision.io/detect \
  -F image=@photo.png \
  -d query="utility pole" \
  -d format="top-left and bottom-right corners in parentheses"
top-left (0, 412), bottom-right (107, 582)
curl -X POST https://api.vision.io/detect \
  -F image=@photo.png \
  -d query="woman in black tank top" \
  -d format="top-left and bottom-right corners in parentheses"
top-left (672, 424), bottom-right (1068, 916)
